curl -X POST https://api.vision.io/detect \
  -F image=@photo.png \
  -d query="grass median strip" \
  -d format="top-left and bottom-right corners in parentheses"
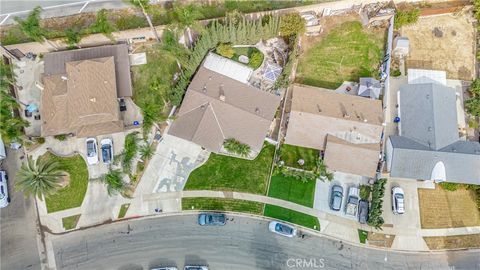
top-left (185, 143), bottom-right (275, 194)
top-left (264, 204), bottom-right (320, 230)
top-left (62, 214), bottom-right (81, 230)
top-left (43, 153), bottom-right (89, 213)
top-left (182, 198), bottom-right (264, 215)
top-left (118, 204), bottom-right (130, 219)
top-left (268, 174), bottom-right (316, 207)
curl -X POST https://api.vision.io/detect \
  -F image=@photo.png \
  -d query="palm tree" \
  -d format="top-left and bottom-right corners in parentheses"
top-left (15, 156), bottom-right (64, 200)
top-left (14, 6), bottom-right (58, 50)
top-left (129, 0), bottom-right (160, 42)
top-left (139, 143), bottom-right (155, 161)
top-left (101, 169), bottom-right (128, 196)
top-left (315, 158), bottom-right (333, 181)
top-left (172, 3), bottom-right (203, 47)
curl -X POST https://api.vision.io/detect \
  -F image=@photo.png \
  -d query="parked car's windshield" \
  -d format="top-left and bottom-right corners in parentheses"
top-left (276, 224), bottom-right (292, 234)
top-left (395, 193), bottom-right (404, 200)
top-left (87, 142), bottom-right (95, 156)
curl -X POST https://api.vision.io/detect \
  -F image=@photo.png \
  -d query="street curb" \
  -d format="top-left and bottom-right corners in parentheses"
top-left (50, 211), bottom-right (480, 254)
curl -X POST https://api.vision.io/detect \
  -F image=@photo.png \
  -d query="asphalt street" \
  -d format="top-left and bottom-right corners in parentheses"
top-left (0, 148), bottom-right (42, 270)
top-left (51, 214), bottom-right (480, 270)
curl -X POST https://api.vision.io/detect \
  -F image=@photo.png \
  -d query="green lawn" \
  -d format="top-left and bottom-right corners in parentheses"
top-left (44, 153), bottom-right (89, 213)
top-left (268, 174), bottom-right (316, 207)
top-left (296, 21), bottom-right (386, 89)
top-left (264, 205), bottom-right (320, 230)
top-left (62, 214), bottom-right (81, 230)
top-left (279, 144), bottom-right (319, 171)
top-left (232, 47), bottom-right (264, 69)
top-left (182, 198), bottom-right (264, 215)
top-left (118, 203), bottom-right (130, 219)
top-left (185, 143), bottom-right (275, 194)
top-left (358, 229), bottom-right (368, 244)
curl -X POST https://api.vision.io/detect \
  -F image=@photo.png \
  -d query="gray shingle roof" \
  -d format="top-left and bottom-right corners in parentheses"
top-left (399, 83), bottom-right (458, 150)
top-left (389, 136), bottom-right (480, 184)
top-left (389, 82), bottom-right (480, 184)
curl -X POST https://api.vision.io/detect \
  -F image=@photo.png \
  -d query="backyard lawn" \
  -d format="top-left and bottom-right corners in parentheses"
top-left (278, 144), bottom-right (319, 171)
top-left (44, 153), bottom-right (89, 213)
top-left (264, 204), bottom-right (320, 230)
top-left (296, 21), bottom-right (386, 89)
top-left (418, 186), bottom-right (480, 229)
top-left (268, 174), bottom-right (316, 207)
top-left (184, 143), bottom-right (275, 194)
top-left (182, 198), bottom-right (264, 215)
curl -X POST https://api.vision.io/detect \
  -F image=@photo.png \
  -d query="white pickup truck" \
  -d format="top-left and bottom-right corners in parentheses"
top-left (345, 187), bottom-right (360, 217)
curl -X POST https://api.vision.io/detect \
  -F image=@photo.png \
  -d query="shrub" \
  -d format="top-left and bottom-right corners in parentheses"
top-left (115, 14), bottom-right (148, 30)
top-left (439, 182), bottom-right (461, 191)
top-left (275, 165), bottom-right (316, 183)
top-left (223, 138), bottom-right (251, 157)
top-left (54, 134), bottom-right (67, 141)
top-left (360, 184), bottom-right (371, 200)
top-left (248, 50), bottom-right (264, 69)
top-left (466, 184), bottom-right (480, 209)
top-left (279, 13), bottom-right (305, 37)
top-left (367, 178), bottom-right (387, 229)
top-left (394, 9), bottom-right (420, 29)
top-left (119, 132), bottom-right (139, 173)
top-left (36, 137), bottom-right (45, 144)
top-left (216, 43), bottom-right (235, 58)
top-left (391, 69), bottom-right (401, 77)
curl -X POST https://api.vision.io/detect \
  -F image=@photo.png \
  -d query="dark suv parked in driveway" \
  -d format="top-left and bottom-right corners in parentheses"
top-left (329, 185), bottom-right (343, 211)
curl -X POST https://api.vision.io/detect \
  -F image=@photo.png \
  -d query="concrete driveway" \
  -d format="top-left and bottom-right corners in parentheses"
top-left (314, 172), bottom-right (369, 221)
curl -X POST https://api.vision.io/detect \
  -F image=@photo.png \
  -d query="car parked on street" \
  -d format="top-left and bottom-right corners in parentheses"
top-left (345, 187), bottom-right (360, 217)
top-left (151, 267), bottom-right (178, 270)
top-left (392, 187), bottom-right (405, 215)
top-left (358, 200), bottom-right (369, 224)
top-left (184, 266), bottom-right (208, 270)
top-left (86, 138), bottom-right (99, 165)
top-left (100, 138), bottom-right (113, 164)
top-left (0, 170), bottom-right (10, 208)
top-left (268, 221), bottom-right (297, 237)
top-left (198, 213), bottom-right (226, 226)
top-left (329, 184), bottom-right (343, 211)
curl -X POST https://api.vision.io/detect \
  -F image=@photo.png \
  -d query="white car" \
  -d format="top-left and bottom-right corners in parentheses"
top-left (151, 267), bottom-right (178, 270)
top-left (268, 221), bottom-right (297, 238)
top-left (0, 170), bottom-right (10, 208)
top-left (86, 138), bottom-right (99, 165)
top-left (100, 138), bottom-right (113, 164)
top-left (392, 187), bottom-right (405, 215)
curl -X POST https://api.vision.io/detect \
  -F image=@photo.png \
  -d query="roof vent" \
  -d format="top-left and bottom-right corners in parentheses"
top-left (364, 119), bottom-right (368, 123)
top-left (452, 148), bottom-right (457, 152)
top-left (202, 84), bottom-right (207, 93)
top-left (343, 113), bottom-right (350, 118)
top-left (209, 76), bottom-right (212, 80)
top-left (90, 97), bottom-right (96, 103)
top-left (61, 76), bottom-right (68, 81)
top-left (316, 104), bottom-right (322, 112)
top-left (426, 94), bottom-right (430, 99)
top-left (428, 126), bottom-right (432, 132)
top-left (255, 107), bottom-right (260, 114)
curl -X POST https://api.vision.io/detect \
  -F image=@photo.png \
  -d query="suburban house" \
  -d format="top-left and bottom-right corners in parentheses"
top-left (386, 80), bottom-right (480, 184)
top-left (285, 84), bottom-right (384, 177)
top-left (40, 44), bottom-right (136, 137)
top-left (168, 53), bottom-right (281, 158)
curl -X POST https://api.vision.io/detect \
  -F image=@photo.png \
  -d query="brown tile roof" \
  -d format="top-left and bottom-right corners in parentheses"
top-left (168, 66), bottom-right (281, 153)
top-left (285, 84), bottom-right (384, 150)
top-left (41, 57), bottom-right (123, 137)
top-left (43, 44), bottom-right (132, 97)
top-left (324, 135), bottom-right (380, 178)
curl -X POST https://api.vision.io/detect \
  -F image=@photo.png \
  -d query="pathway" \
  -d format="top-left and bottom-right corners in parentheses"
top-left (181, 190), bottom-right (480, 251)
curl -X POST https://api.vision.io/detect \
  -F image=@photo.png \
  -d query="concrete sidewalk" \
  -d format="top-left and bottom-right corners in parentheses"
top-left (181, 190), bottom-right (480, 251)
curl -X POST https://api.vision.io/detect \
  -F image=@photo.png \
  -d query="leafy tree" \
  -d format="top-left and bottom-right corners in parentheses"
top-left (279, 13), bottom-right (305, 37)
top-left (90, 9), bottom-right (116, 39)
top-left (0, 62), bottom-right (29, 144)
top-left (117, 132), bottom-right (140, 174)
top-left (394, 9), bottom-right (420, 29)
top-left (466, 79), bottom-right (480, 117)
top-left (64, 27), bottom-right (82, 49)
top-left (14, 6), bottom-right (46, 42)
top-left (172, 3), bottom-right (203, 46)
top-left (15, 157), bottom-right (64, 200)
top-left (139, 144), bottom-right (155, 160)
top-left (314, 158), bottom-right (333, 181)
top-left (248, 50), bottom-right (264, 69)
top-left (223, 138), bottom-right (251, 157)
top-left (101, 169), bottom-right (128, 196)
top-left (129, 0), bottom-right (160, 42)
top-left (367, 178), bottom-right (387, 229)
top-left (216, 43), bottom-right (235, 58)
